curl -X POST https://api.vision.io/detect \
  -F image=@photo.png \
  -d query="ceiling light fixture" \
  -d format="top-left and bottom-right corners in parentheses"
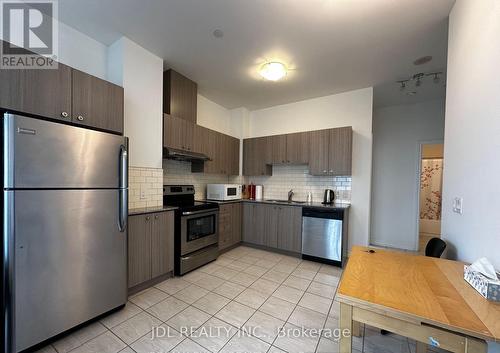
top-left (259, 62), bottom-right (288, 81)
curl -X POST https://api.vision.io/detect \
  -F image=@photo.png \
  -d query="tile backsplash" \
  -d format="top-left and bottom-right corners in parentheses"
top-left (246, 164), bottom-right (351, 204)
top-left (163, 159), bottom-right (242, 200)
top-left (162, 160), bottom-right (351, 204)
top-left (129, 166), bottom-right (163, 209)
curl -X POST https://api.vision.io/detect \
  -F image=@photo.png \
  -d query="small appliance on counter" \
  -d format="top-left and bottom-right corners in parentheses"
top-left (248, 183), bottom-right (256, 199)
top-left (323, 189), bottom-right (335, 204)
top-left (255, 185), bottom-right (264, 200)
top-left (164, 185), bottom-right (219, 275)
top-left (206, 183), bottom-right (241, 201)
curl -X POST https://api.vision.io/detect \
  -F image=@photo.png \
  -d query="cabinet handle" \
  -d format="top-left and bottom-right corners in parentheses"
top-left (323, 170), bottom-right (327, 173)
top-left (329, 170), bottom-right (334, 173)
top-left (146, 216), bottom-right (150, 221)
top-left (77, 115), bottom-right (85, 121)
top-left (61, 111), bottom-right (69, 118)
top-left (155, 215), bottom-right (159, 219)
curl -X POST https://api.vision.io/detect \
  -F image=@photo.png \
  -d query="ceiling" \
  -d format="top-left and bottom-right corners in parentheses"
top-left (58, 0), bottom-right (454, 110)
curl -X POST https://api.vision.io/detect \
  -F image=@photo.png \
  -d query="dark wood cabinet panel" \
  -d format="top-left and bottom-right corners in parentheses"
top-left (329, 127), bottom-right (353, 175)
top-left (308, 129), bottom-right (331, 176)
top-left (264, 205), bottom-right (278, 248)
top-left (218, 204), bottom-right (232, 250)
top-left (277, 206), bottom-right (302, 253)
top-left (243, 137), bottom-right (272, 176)
top-left (163, 114), bottom-right (195, 151)
top-left (270, 135), bottom-right (287, 164)
top-left (286, 132), bottom-right (310, 164)
top-left (0, 63), bottom-right (72, 121)
top-left (128, 211), bottom-right (174, 289)
top-left (242, 203), bottom-right (266, 246)
top-left (231, 203), bottom-right (242, 244)
top-left (151, 212), bottom-right (174, 278)
top-left (128, 214), bottom-right (152, 288)
top-left (163, 69), bottom-right (197, 123)
top-left (228, 137), bottom-right (240, 175)
top-left (72, 69), bottom-right (124, 134)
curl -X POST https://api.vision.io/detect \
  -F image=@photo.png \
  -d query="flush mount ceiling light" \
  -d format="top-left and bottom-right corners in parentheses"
top-left (259, 62), bottom-right (288, 81)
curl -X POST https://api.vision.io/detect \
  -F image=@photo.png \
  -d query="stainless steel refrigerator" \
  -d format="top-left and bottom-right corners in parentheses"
top-left (2, 113), bottom-right (128, 353)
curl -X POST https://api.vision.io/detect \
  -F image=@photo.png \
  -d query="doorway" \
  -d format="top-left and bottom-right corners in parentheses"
top-left (418, 143), bottom-right (444, 254)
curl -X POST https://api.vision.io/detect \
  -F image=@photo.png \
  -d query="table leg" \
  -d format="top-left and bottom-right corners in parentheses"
top-left (352, 320), bottom-right (361, 337)
top-left (416, 342), bottom-right (427, 353)
top-left (340, 303), bottom-right (353, 353)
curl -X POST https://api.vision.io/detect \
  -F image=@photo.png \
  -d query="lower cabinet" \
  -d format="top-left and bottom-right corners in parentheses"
top-left (128, 211), bottom-right (174, 289)
top-left (242, 203), bottom-right (302, 253)
top-left (219, 203), bottom-right (242, 250)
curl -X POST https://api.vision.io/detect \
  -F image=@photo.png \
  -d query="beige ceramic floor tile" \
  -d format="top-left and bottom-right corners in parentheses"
top-left (283, 275), bottom-right (312, 291)
top-left (259, 296), bottom-right (296, 321)
top-left (146, 296), bottom-right (189, 321)
top-left (215, 301), bottom-right (256, 328)
top-left (173, 284), bottom-right (209, 304)
top-left (234, 288), bottom-right (269, 309)
top-left (262, 269), bottom-right (290, 284)
top-left (129, 287), bottom-right (169, 309)
top-left (243, 311), bottom-right (285, 344)
top-left (100, 302), bottom-right (142, 329)
top-left (69, 331), bottom-right (126, 353)
top-left (297, 261), bottom-right (321, 272)
top-left (273, 322), bottom-right (320, 353)
top-left (272, 285), bottom-right (304, 304)
top-left (111, 311), bottom-right (161, 345)
top-left (291, 268), bottom-right (317, 280)
top-left (53, 322), bottom-right (107, 353)
top-left (166, 306), bottom-right (211, 333)
top-left (249, 278), bottom-right (280, 295)
top-left (226, 260), bottom-right (251, 272)
top-left (154, 277), bottom-right (191, 295)
top-left (219, 333), bottom-right (270, 353)
top-left (314, 273), bottom-right (340, 287)
top-left (288, 305), bottom-right (327, 330)
top-left (212, 281), bottom-right (246, 299)
top-left (298, 293), bottom-right (332, 314)
top-left (193, 273), bottom-right (225, 291)
top-left (129, 324), bottom-right (184, 353)
top-left (191, 317), bottom-right (238, 353)
top-left (307, 281), bottom-right (336, 300)
top-left (211, 266), bottom-right (240, 280)
top-left (228, 272), bottom-right (259, 287)
top-left (192, 292), bottom-right (231, 315)
top-left (243, 265), bottom-right (269, 277)
top-left (170, 337), bottom-right (211, 353)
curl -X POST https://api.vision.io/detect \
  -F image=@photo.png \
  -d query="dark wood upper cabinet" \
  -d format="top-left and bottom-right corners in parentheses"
top-left (0, 63), bottom-right (72, 122)
top-left (329, 127), bottom-right (353, 175)
top-left (163, 69), bottom-right (197, 123)
top-left (308, 129), bottom-right (331, 175)
top-left (270, 135), bottom-right (287, 164)
top-left (286, 132), bottom-right (310, 164)
top-left (243, 137), bottom-right (272, 176)
top-left (163, 114), bottom-right (194, 151)
top-left (72, 69), bottom-right (124, 134)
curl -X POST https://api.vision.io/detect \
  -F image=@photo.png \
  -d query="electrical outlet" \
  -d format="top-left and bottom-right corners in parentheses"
top-left (452, 197), bottom-right (463, 214)
top-left (140, 189), bottom-right (146, 200)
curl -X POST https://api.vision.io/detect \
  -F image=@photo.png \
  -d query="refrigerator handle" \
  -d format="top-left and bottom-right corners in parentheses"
top-left (119, 144), bottom-right (128, 232)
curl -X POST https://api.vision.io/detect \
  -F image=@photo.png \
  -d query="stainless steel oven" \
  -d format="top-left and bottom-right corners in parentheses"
top-left (180, 209), bottom-right (218, 255)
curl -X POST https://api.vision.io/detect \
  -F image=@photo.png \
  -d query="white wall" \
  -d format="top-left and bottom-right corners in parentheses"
top-left (443, 2), bottom-right (500, 350)
top-left (371, 99), bottom-right (445, 250)
top-left (248, 87), bottom-right (374, 249)
top-left (107, 38), bottom-right (164, 168)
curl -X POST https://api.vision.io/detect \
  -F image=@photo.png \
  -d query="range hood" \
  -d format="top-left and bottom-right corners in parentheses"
top-left (163, 147), bottom-right (210, 162)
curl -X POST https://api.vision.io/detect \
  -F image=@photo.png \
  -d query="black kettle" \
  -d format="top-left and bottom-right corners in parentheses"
top-left (323, 189), bottom-right (335, 204)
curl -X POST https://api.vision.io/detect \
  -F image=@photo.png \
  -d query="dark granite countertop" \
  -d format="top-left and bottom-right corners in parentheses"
top-left (129, 205), bottom-right (178, 216)
top-left (200, 199), bottom-right (350, 210)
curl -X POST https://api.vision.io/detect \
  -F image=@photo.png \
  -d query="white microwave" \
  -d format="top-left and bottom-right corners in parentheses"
top-left (206, 184), bottom-right (242, 201)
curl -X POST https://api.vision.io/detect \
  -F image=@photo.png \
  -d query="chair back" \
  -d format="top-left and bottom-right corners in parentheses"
top-left (425, 237), bottom-right (446, 258)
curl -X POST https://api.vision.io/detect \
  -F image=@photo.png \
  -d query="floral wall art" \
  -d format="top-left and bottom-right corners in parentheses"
top-left (420, 159), bottom-right (443, 220)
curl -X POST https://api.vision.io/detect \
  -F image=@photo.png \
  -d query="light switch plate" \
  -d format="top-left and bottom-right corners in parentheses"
top-left (452, 197), bottom-right (463, 214)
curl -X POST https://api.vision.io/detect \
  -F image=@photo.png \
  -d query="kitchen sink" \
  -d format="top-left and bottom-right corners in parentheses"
top-left (265, 199), bottom-right (307, 204)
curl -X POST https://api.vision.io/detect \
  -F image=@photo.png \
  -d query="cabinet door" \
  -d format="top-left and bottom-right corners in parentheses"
top-left (328, 127), bottom-right (353, 176)
top-left (231, 203), bottom-right (242, 245)
top-left (228, 137), bottom-right (240, 176)
top-left (72, 69), bottom-right (124, 134)
top-left (243, 137), bottom-right (272, 176)
top-left (0, 63), bottom-right (72, 121)
top-left (264, 205), bottom-right (278, 248)
top-left (164, 114), bottom-right (195, 151)
top-left (151, 211), bottom-right (174, 278)
top-left (204, 129), bottom-right (220, 174)
top-left (242, 203), bottom-right (265, 245)
top-left (286, 132), bottom-right (310, 164)
top-left (128, 214), bottom-right (152, 288)
top-left (277, 206), bottom-right (302, 253)
top-left (308, 130), bottom-right (330, 175)
top-left (163, 69), bottom-right (197, 123)
top-left (270, 135), bottom-right (287, 164)
top-left (218, 204), bottom-right (232, 250)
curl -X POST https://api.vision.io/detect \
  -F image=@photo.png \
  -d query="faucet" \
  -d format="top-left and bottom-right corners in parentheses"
top-left (288, 189), bottom-right (294, 202)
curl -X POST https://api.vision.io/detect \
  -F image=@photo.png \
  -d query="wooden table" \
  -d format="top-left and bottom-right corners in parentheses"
top-left (337, 246), bottom-right (500, 353)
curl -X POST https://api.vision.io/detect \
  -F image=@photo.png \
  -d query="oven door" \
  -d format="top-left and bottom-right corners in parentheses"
top-left (180, 209), bottom-right (218, 255)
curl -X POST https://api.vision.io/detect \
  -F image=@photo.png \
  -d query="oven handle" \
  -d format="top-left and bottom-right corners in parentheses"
top-left (182, 209), bottom-right (218, 216)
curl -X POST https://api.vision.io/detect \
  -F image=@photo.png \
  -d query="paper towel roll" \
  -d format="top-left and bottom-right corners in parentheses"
top-left (255, 185), bottom-right (263, 200)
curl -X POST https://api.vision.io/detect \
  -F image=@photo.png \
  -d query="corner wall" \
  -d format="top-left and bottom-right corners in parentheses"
top-left (248, 87), bottom-right (374, 249)
top-left (371, 99), bottom-right (445, 250)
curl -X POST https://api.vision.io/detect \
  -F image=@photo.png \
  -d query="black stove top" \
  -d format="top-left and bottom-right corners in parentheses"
top-left (163, 185), bottom-right (218, 212)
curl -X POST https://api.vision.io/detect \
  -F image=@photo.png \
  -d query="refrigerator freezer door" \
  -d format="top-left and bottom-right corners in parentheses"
top-left (3, 114), bottom-right (127, 189)
top-left (5, 189), bottom-right (127, 352)
top-left (301, 216), bottom-right (342, 262)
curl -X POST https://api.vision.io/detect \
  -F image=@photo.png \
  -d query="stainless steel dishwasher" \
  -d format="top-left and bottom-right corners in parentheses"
top-left (301, 207), bottom-right (348, 267)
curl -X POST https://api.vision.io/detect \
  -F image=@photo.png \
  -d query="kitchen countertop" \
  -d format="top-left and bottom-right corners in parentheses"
top-left (200, 198), bottom-right (350, 210)
top-left (128, 205), bottom-right (178, 216)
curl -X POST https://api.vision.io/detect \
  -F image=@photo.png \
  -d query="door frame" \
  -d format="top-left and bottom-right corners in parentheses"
top-left (413, 139), bottom-right (444, 252)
